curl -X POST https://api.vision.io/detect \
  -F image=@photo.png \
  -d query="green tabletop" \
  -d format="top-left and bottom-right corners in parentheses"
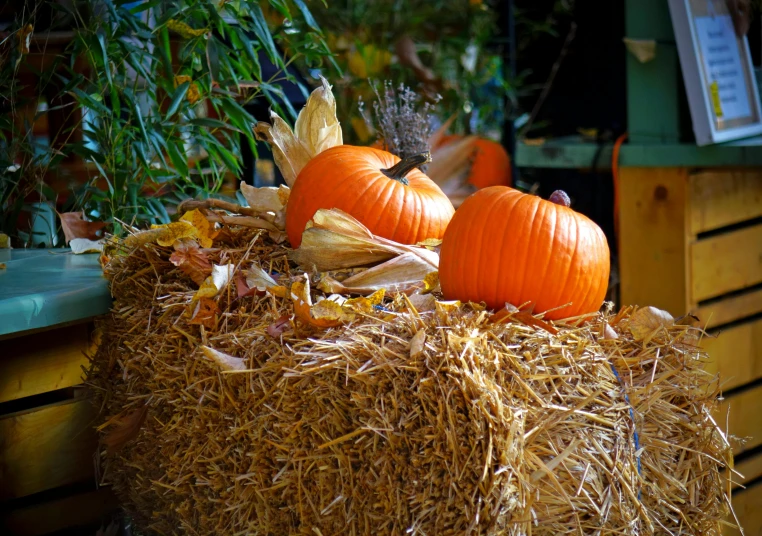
top-left (0, 249), bottom-right (112, 337)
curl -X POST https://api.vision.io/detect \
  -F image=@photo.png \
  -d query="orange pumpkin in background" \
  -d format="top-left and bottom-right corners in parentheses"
top-left (438, 186), bottom-right (610, 320)
top-left (436, 135), bottom-right (512, 189)
top-left (286, 145), bottom-right (455, 247)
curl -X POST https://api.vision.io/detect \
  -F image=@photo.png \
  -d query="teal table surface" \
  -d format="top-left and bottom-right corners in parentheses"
top-left (515, 136), bottom-right (762, 169)
top-left (0, 249), bottom-right (112, 337)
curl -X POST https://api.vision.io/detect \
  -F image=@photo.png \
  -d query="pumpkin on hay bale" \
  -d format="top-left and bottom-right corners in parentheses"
top-left (87, 78), bottom-right (737, 535)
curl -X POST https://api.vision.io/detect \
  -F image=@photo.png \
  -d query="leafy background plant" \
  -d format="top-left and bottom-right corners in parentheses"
top-left (1, 0), bottom-right (334, 244)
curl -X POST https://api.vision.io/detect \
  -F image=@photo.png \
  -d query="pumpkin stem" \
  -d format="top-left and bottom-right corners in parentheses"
top-left (381, 152), bottom-right (432, 186)
top-left (549, 190), bottom-right (571, 207)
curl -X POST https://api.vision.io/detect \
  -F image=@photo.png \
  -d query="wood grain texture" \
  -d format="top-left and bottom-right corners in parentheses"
top-left (0, 324), bottom-right (92, 403)
top-left (619, 168), bottom-right (690, 316)
top-left (0, 399), bottom-right (97, 500)
top-left (693, 287), bottom-right (762, 329)
top-left (717, 383), bottom-right (762, 456)
top-left (729, 451), bottom-right (762, 490)
top-left (703, 317), bottom-right (762, 392)
top-left (691, 223), bottom-right (762, 302)
top-left (725, 482), bottom-right (762, 535)
top-left (689, 170), bottom-right (762, 235)
top-left (0, 488), bottom-right (117, 536)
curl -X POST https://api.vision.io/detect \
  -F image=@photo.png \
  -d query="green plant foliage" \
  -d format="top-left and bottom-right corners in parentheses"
top-left (1, 0), bottom-right (335, 243)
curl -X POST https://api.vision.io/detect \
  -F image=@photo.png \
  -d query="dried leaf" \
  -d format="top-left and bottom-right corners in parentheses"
top-left (254, 118), bottom-right (311, 188)
top-left (513, 311), bottom-right (560, 335)
top-left (344, 289), bottom-right (386, 313)
top-left (196, 264), bottom-right (235, 299)
top-left (422, 272), bottom-right (440, 294)
top-left (70, 238), bottom-right (105, 254)
top-left (292, 275), bottom-right (354, 328)
top-left (244, 264), bottom-right (278, 292)
top-left (410, 329), bottom-right (427, 357)
top-left (628, 306), bottom-right (674, 341)
top-left (623, 38), bottom-right (656, 64)
top-left (408, 292), bottom-right (437, 312)
top-left (180, 209), bottom-right (218, 248)
top-left (235, 273), bottom-right (260, 298)
top-left (59, 211), bottom-right (107, 244)
top-left (603, 323), bottom-right (619, 340)
top-left (189, 297), bottom-right (219, 328)
top-left (169, 238), bottom-right (212, 286)
top-left (102, 405), bottom-right (148, 454)
top-left (291, 208), bottom-right (439, 272)
top-left (201, 346), bottom-right (246, 371)
top-left (268, 285), bottom-right (289, 298)
top-left (240, 183), bottom-right (288, 213)
top-left (0, 233), bottom-right (9, 248)
top-left (294, 76), bottom-right (343, 156)
top-left (267, 315), bottom-right (292, 338)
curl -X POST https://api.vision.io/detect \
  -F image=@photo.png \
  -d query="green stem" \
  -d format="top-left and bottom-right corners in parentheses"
top-left (381, 152), bottom-right (431, 186)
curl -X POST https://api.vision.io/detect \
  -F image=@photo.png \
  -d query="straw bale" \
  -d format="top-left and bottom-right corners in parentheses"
top-left (88, 229), bottom-right (734, 535)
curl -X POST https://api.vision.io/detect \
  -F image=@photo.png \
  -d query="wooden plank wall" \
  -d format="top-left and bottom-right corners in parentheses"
top-left (620, 168), bottom-right (762, 535)
top-left (0, 323), bottom-right (116, 535)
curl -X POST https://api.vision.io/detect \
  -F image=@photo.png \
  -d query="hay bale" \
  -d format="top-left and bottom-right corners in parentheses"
top-left (89, 230), bottom-right (733, 535)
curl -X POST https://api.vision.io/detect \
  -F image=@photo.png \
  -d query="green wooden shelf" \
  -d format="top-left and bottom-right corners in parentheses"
top-left (0, 249), bottom-right (111, 337)
top-left (515, 136), bottom-right (762, 170)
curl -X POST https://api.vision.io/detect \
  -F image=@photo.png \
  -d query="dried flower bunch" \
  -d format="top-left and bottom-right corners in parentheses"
top-left (364, 81), bottom-right (440, 169)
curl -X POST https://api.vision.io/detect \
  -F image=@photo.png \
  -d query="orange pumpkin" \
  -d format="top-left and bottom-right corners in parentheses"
top-left (437, 135), bottom-right (512, 189)
top-left (438, 186), bottom-right (610, 320)
top-left (286, 145), bottom-right (455, 247)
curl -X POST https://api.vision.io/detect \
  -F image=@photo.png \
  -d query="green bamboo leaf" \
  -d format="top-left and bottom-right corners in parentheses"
top-left (189, 117), bottom-right (241, 132)
top-left (250, 3), bottom-right (282, 67)
top-left (166, 142), bottom-right (188, 177)
top-left (133, 100), bottom-right (149, 143)
top-left (292, 0), bottom-right (320, 31)
top-left (97, 32), bottom-right (113, 86)
top-left (166, 82), bottom-right (190, 119)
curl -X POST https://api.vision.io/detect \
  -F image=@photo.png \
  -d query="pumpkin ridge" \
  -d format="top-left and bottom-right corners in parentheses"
top-left (513, 195), bottom-right (542, 310)
top-left (388, 188), bottom-right (413, 243)
top-left (471, 189), bottom-right (506, 301)
top-left (365, 174), bottom-right (403, 237)
top-left (556, 211), bottom-right (581, 316)
top-left (493, 190), bottom-right (523, 306)
top-left (529, 200), bottom-right (557, 311)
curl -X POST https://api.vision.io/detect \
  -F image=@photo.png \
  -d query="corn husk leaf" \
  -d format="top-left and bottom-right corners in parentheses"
top-left (427, 135), bottom-right (478, 192)
top-left (254, 77), bottom-right (343, 187)
top-left (290, 208), bottom-right (439, 272)
top-left (294, 76), bottom-right (343, 156)
top-left (201, 346), bottom-right (247, 371)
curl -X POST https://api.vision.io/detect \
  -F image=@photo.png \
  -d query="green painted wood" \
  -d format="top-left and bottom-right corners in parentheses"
top-left (625, 0), bottom-right (682, 144)
top-left (515, 136), bottom-right (762, 169)
top-left (0, 249), bottom-right (111, 337)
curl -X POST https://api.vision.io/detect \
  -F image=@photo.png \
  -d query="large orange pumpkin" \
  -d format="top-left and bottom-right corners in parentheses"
top-left (286, 145), bottom-right (455, 247)
top-left (439, 186), bottom-right (610, 320)
top-left (437, 135), bottom-right (512, 189)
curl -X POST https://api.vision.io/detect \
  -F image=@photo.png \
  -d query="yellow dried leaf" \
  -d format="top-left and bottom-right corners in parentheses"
top-left (180, 209), bottom-right (217, 248)
top-left (174, 75), bottom-right (201, 104)
top-left (268, 285), bottom-right (289, 298)
top-left (628, 306), bottom-right (674, 341)
top-left (416, 238), bottom-right (443, 249)
top-left (150, 220), bottom-right (198, 247)
top-left (294, 76), bottom-right (343, 156)
top-left (422, 272), bottom-right (440, 294)
top-left (410, 330), bottom-right (427, 358)
top-left (196, 264), bottom-right (235, 300)
top-left (167, 19), bottom-right (208, 38)
top-left (344, 289), bottom-right (386, 313)
top-left (291, 275), bottom-right (353, 328)
top-left (435, 300), bottom-right (461, 315)
top-left (17, 24), bottom-right (33, 55)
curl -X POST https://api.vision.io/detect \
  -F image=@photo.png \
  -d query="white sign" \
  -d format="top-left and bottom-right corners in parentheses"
top-left (694, 14), bottom-right (752, 121)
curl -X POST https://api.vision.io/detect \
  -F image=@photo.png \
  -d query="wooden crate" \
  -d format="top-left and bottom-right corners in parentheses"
top-left (0, 323), bottom-right (117, 535)
top-left (619, 167), bottom-right (762, 534)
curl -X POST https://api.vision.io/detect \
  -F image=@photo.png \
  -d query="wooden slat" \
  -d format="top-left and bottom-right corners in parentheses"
top-left (717, 384), bottom-right (762, 456)
top-left (689, 170), bottom-right (762, 235)
top-left (730, 451), bottom-right (762, 490)
top-left (0, 488), bottom-right (117, 536)
top-left (693, 287), bottom-right (762, 329)
top-left (703, 317), bottom-right (762, 392)
top-left (0, 324), bottom-right (91, 403)
top-left (725, 483), bottom-right (762, 535)
top-left (0, 399), bottom-right (97, 500)
top-left (619, 168), bottom-right (690, 316)
top-left (691, 223), bottom-right (762, 302)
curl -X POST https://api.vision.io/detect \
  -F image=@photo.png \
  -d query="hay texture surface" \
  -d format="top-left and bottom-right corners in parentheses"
top-left (89, 229), bottom-right (733, 535)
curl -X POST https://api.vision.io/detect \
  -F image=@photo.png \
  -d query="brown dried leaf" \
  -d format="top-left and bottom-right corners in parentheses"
top-left (235, 273), bottom-right (260, 298)
top-left (201, 346), bottom-right (246, 371)
top-left (169, 238), bottom-right (212, 286)
top-left (189, 297), bottom-right (219, 328)
top-left (513, 311), bottom-right (560, 335)
top-left (628, 306), bottom-right (674, 341)
top-left (58, 211), bottom-right (107, 244)
top-left (102, 405), bottom-right (148, 454)
top-left (267, 315), bottom-right (292, 337)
